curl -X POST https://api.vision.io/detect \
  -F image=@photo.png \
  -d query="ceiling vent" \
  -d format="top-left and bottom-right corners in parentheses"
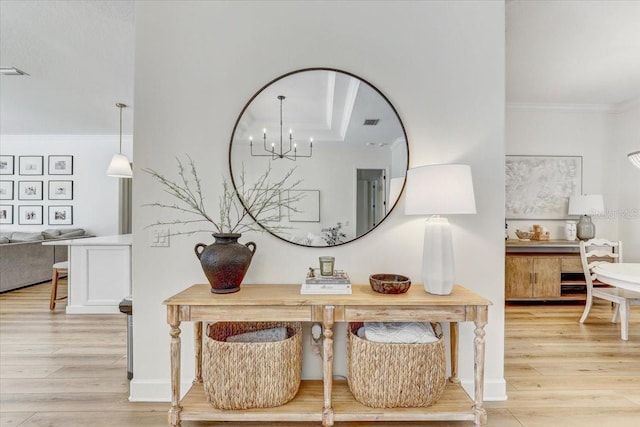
top-left (363, 119), bottom-right (379, 126)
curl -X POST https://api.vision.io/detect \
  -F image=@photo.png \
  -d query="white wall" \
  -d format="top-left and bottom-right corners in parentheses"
top-left (506, 107), bottom-right (612, 239)
top-left (0, 135), bottom-right (132, 236)
top-left (506, 105), bottom-right (640, 260)
top-left (131, 1), bottom-right (506, 402)
top-left (609, 105), bottom-right (640, 261)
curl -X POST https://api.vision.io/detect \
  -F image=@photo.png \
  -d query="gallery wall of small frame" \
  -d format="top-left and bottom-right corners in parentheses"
top-left (0, 155), bottom-right (75, 226)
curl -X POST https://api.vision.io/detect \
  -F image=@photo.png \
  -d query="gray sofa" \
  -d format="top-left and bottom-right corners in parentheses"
top-left (0, 229), bottom-right (91, 293)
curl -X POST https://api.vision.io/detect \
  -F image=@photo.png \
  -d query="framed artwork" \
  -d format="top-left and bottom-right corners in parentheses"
top-left (0, 156), bottom-right (14, 175)
top-left (0, 205), bottom-right (13, 224)
top-left (18, 205), bottom-right (43, 225)
top-left (49, 205), bottom-right (73, 225)
top-left (288, 190), bottom-right (320, 222)
top-left (48, 155), bottom-right (74, 175)
top-left (48, 180), bottom-right (73, 200)
top-left (18, 181), bottom-right (43, 200)
top-left (19, 156), bottom-right (44, 175)
top-left (0, 181), bottom-right (13, 200)
top-left (505, 155), bottom-right (583, 219)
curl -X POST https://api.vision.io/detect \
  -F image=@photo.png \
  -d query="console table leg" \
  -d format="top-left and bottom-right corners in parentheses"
top-left (473, 306), bottom-right (488, 426)
top-left (168, 306), bottom-right (182, 427)
top-left (193, 321), bottom-right (203, 384)
top-left (449, 322), bottom-right (460, 384)
top-left (322, 305), bottom-right (335, 427)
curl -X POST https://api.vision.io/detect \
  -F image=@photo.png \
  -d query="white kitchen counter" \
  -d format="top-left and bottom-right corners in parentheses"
top-left (45, 234), bottom-right (132, 246)
top-left (44, 234), bottom-right (132, 314)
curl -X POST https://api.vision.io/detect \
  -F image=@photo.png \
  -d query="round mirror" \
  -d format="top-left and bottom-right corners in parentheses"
top-left (229, 68), bottom-right (409, 247)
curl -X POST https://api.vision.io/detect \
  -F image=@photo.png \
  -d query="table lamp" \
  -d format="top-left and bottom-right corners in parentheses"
top-left (405, 164), bottom-right (477, 295)
top-left (568, 194), bottom-right (604, 240)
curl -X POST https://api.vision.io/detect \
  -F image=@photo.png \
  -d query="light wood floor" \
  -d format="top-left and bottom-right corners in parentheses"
top-left (1, 282), bottom-right (639, 427)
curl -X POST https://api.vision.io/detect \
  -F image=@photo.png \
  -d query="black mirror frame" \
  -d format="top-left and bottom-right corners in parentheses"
top-left (228, 67), bottom-right (410, 247)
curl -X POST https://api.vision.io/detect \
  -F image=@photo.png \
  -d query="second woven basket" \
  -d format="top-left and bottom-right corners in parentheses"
top-left (347, 322), bottom-right (447, 408)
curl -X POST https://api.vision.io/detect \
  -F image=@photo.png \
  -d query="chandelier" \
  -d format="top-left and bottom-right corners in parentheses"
top-left (250, 95), bottom-right (313, 160)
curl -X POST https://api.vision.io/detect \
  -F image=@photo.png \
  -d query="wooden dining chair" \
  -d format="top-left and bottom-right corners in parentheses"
top-left (49, 261), bottom-right (69, 310)
top-left (579, 239), bottom-right (640, 340)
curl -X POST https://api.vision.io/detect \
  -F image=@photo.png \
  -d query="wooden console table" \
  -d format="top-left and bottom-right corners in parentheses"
top-left (163, 284), bottom-right (491, 426)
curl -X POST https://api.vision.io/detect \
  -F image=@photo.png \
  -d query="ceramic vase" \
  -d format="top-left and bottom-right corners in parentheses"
top-left (194, 233), bottom-right (256, 294)
top-left (564, 221), bottom-right (577, 241)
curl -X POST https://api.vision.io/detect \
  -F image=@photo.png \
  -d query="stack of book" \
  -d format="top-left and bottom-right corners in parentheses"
top-left (300, 269), bottom-right (352, 295)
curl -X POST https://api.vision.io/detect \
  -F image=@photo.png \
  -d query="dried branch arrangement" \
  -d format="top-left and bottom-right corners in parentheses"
top-left (143, 155), bottom-right (302, 236)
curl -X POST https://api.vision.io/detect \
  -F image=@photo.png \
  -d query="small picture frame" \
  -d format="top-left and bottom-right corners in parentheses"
top-left (0, 156), bottom-right (15, 175)
top-left (0, 181), bottom-right (14, 200)
top-left (0, 205), bottom-right (13, 224)
top-left (18, 205), bottom-right (43, 225)
top-left (49, 205), bottom-right (73, 225)
top-left (48, 155), bottom-right (73, 175)
top-left (19, 156), bottom-right (44, 175)
top-left (18, 181), bottom-right (43, 200)
top-left (48, 180), bottom-right (73, 200)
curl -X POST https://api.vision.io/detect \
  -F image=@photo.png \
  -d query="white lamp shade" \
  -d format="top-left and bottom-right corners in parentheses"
top-left (405, 164), bottom-right (476, 215)
top-left (568, 194), bottom-right (604, 216)
top-left (107, 153), bottom-right (133, 178)
top-left (629, 151), bottom-right (640, 169)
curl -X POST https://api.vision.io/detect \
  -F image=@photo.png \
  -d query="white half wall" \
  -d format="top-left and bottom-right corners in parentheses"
top-left (0, 135), bottom-right (132, 236)
top-left (131, 1), bottom-right (506, 402)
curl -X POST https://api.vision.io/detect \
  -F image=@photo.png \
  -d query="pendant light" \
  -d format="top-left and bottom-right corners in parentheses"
top-left (107, 103), bottom-right (133, 178)
top-left (628, 150), bottom-right (640, 169)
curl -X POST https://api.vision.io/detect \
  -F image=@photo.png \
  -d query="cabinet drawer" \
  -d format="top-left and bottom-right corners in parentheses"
top-left (561, 257), bottom-right (583, 273)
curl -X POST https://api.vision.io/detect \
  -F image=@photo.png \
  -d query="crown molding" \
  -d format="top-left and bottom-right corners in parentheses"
top-left (0, 134), bottom-right (132, 142)
top-left (507, 102), bottom-right (613, 113)
top-left (507, 97), bottom-right (640, 114)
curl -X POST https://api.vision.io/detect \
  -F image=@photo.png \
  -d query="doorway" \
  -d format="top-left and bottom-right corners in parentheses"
top-left (356, 169), bottom-right (386, 237)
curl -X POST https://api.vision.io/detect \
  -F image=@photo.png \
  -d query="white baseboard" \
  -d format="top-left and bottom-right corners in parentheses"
top-left (66, 305), bottom-right (120, 314)
top-left (129, 378), bottom-right (192, 402)
top-left (461, 377), bottom-right (508, 401)
top-left (130, 376), bottom-right (508, 403)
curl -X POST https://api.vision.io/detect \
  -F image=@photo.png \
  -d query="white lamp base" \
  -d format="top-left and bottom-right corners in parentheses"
top-left (421, 216), bottom-right (455, 295)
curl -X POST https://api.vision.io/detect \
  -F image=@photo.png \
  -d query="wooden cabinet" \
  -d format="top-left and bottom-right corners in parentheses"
top-left (164, 284), bottom-right (491, 427)
top-left (505, 240), bottom-right (585, 301)
top-left (506, 255), bottom-right (560, 299)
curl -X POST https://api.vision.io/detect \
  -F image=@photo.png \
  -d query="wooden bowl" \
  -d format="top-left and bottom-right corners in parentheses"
top-left (369, 274), bottom-right (411, 294)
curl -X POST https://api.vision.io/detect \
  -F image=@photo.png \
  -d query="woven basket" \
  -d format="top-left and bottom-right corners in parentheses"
top-left (203, 321), bottom-right (302, 410)
top-left (347, 322), bottom-right (447, 408)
